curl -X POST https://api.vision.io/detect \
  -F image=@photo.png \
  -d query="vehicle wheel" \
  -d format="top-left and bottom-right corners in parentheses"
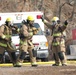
top-left (2, 54), bottom-right (11, 63)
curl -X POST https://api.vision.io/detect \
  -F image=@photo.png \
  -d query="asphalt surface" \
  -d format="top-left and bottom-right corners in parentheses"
top-left (0, 65), bottom-right (76, 75)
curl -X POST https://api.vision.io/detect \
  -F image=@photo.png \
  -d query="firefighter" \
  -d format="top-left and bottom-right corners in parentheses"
top-left (41, 16), bottom-right (68, 66)
top-left (0, 17), bottom-right (20, 67)
top-left (18, 15), bottom-right (39, 67)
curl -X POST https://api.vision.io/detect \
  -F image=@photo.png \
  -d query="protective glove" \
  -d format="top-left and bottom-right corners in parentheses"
top-left (2, 35), bottom-right (10, 41)
top-left (22, 20), bottom-right (26, 24)
top-left (13, 25), bottom-right (18, 29)
top-left (32, 27), bottom-right (37, 31)
top-left (41, 15), bottom-right (44, 22)
top-left (64, 20), bottom-right (68, 25)
top-left (28, 32), bottom-right (33, 37)
top-left (11, 25), bottom-right (18, 31)
top-left (5, 38), bottom-right (10, 41)
top-left (41, 16), bottom-right (48, 23)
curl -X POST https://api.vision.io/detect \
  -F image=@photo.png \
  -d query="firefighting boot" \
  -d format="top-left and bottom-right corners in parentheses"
top-left (16, 52), bottom-right (26, 67)
top-left (31, 49), bottom-right (38, 67)
top-left (11, 52), bottom-right (19, 67)
top-left (31, 57), bottom-right (38, 67)
top-left (62, 64), bottom-right (67, 66)
top-left (58, 52), bottom-right (67, 66)
top-left (31, 62), bottom-right (38, 67)
top-left (52, 53), bottom-right (60, 66)
top-left (13, 62), bottom-right (22, 67)
top-left (52, 63), bottom-right (60, 66)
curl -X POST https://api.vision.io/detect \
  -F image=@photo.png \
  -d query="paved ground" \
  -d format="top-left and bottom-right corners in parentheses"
top-left (0, 63), bottom-right (76, 75)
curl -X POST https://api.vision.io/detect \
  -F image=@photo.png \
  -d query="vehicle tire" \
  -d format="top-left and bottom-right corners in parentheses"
top-left (2, 55), bottom-right (10, 63)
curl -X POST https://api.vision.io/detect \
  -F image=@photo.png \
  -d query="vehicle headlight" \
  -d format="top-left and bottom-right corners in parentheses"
top-left (45, 42), bottom-right (48, 47)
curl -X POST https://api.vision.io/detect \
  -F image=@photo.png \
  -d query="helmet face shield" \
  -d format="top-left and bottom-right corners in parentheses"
top-left (27, 16), bottom-right (34, 26)
top-left (29, 20), bottom-right (34, 26)
top-left (52, 21), bottom-right (56, 26)
top-left (57, 20), bottom-right (60, 24)
top-left (6, 17), bottom-right (13, 26)
top-left (52, 17), bottom-right (60, 25)
top-left (30, 20), bottom-right (34, 23)
top-left (7, 21), bottom-right (13, 26)
top-left (6, 18), bottom-right (13, 26)
top-left (52, 17), bottom-right (59, 21)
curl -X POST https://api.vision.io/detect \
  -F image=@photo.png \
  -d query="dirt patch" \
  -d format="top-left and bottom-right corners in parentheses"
top-left (0, 65), bottom-right (76, 75)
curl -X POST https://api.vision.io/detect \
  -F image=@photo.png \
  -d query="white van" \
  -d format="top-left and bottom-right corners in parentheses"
top-left (0, 12), bottom-right (49, 62)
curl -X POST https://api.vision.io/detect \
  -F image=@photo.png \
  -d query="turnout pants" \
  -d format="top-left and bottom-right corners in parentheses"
top-left (19, 39), bottom-right (37, 64)
top-left (52, 44), bottom-right (67, 65)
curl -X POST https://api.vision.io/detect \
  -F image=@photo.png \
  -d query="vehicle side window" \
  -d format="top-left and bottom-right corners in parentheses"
top-left (34, 23), bottom-right (43, 35)
top-left (12, 23), bottom-right (22, 36)
top-left (12, 23), bottom-right (43, 36)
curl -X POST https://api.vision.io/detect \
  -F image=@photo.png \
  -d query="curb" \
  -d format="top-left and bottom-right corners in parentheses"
top-left (0, 61), bottom-right (76, 67)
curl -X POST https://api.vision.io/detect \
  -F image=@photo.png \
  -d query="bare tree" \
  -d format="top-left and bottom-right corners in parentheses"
top-left (58, 0), bottom-right (76, 21)
top-left (70, 0), bottom-right (76, 21)
top-left (58, 0), bottom-right (69, 20)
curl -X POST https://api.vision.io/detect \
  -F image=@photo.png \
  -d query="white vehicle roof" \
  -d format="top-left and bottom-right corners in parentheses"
top-left (0, 11), bottom-right (44, 31)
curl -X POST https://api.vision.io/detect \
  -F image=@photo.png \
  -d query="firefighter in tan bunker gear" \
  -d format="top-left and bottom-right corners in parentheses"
top-left (18, 15), bottom-right (39, 67)
top-left (0, 17), bottom-right (19, 67)
top-left (41, 16), bottom-right (68, 66)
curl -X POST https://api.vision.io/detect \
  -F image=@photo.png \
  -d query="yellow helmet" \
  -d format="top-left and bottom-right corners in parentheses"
top-left (6, 17), bottom-right (12, 22)
top-left (52, 17), bottom-right (59, 22)
top-left (27, 15), bottom-right (34, 21)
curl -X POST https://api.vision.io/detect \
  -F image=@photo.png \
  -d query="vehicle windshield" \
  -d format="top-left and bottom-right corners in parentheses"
top-left (12, 23), bottom-right (43, 36)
